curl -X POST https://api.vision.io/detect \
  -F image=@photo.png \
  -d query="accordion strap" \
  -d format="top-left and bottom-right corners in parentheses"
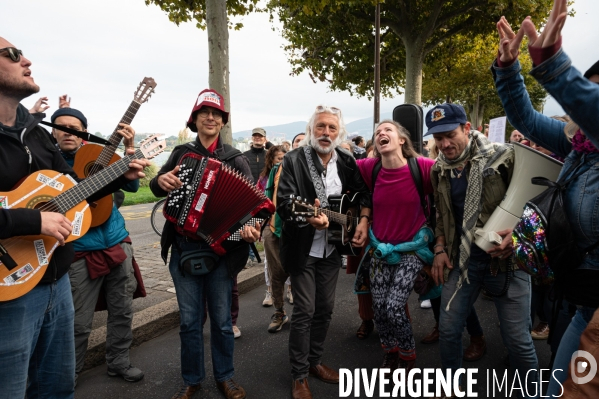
top-left (303, 146), bottom-right (329, 208)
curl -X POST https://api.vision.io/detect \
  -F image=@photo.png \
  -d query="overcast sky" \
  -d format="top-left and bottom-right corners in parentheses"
top-left (4, 0), bottom-right (599, 136)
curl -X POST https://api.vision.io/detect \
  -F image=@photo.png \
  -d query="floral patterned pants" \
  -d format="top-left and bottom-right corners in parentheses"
top-left (369, 253), bottom-right (423, 361)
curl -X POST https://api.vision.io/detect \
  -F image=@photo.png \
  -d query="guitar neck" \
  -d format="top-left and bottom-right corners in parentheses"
top-left (318, 208), bottom-right (357, 226)
top-left (52, 150), bottom-right (143, 213)
top-left (94, 100), bottom-right (142, 168)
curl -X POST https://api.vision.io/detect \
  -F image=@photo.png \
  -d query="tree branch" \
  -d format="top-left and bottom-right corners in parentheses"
top-left (424, 17), bottom-right (475, 55)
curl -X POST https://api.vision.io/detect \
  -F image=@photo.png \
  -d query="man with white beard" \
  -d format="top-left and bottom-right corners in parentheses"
top-left (277, 105), bottom-right (372, 399)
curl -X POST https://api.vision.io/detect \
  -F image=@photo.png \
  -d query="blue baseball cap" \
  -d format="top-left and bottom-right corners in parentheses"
top-left (51, 108), bottom-right (88, 129)
top-left (424, 103), bottom-right (467, 137)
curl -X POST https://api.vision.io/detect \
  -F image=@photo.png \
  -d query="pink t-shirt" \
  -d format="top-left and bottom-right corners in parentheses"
top-left (357, 157), bottom-right (435, 245)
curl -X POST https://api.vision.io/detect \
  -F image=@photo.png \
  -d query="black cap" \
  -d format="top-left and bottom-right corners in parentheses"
top-left (51, 108), bottom-right (88, 129)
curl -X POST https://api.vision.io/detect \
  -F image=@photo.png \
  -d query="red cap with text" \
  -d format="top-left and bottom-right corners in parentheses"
top-left (186, 89), bottom-right (229, 132)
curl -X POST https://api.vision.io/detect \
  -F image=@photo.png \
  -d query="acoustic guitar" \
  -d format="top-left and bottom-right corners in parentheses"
top-left (290, 193), bottom-right (361, 256)
top-left (72, 77), bottom-right (157, 227)
top-left (0, 135), bottom-right (166, 302)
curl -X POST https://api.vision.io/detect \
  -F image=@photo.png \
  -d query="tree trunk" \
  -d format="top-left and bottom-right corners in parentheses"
top-left (206, 0), bottom-right (232, 144)
top-left (467, 94), bottom-right (485, 130)
top-left (403, 40), bottom-right (425, 105)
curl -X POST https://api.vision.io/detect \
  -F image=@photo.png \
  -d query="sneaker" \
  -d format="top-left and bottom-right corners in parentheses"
top-left (263, 289), bottom-right (273, 307)
top-left (420, 299), bottom-right (432, 309)
top-left (268, 311), bottom-right (289, 333)
top-left (233, 325), bottom-right (241, 339)
top-left (287, 286), bottom-right (294, 304)
top-left (531, 321), bottom-right (550, 340)
top-left (107, 365), bottom-right (144, 382)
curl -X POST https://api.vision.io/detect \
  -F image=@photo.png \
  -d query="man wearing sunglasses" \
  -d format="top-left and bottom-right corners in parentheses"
top-left (0, 37), bottom-right (149, 399)
top-left (277, 105), bottom-right (371, 399)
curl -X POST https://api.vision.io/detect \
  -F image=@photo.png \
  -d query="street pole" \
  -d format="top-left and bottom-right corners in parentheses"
top-left (373, 1), bottom-right (381, 132)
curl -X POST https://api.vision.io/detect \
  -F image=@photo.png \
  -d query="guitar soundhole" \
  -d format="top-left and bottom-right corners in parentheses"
top-left (28, 195), bottom-right (53, 210)
top-left (346, 211), bottom-right (353, 232)
top-left (85, 162), bottom-right (104, 176)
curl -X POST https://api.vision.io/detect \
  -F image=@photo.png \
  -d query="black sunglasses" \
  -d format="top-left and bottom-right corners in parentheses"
top-left (0, 47), bottom-right (23, 62)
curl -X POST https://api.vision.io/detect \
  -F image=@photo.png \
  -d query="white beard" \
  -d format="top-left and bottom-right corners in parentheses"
top-left (311, 135), bottom-right (337, 154)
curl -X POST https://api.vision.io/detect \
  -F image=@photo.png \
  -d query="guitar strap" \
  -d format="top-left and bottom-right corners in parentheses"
top-left (39, 121), bottom-right (112, 145)
top-left (303, 146), bottom-right (329, 208)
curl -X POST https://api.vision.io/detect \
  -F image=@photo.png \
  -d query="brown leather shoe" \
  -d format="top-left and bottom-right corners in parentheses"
top-left (356, 320), bottom-right (374, 339)
top-left (171, 384), bottom-right (201, 399)
top-left (531, 322), bottom-right (550, 340)
top-left (292, 378), bottom-right (313, 399)
top-left (309, 363), bottom-right (339, 384)
top-left (216, 379), bottom-right (246, 399)
top-left (463, 335), bottom-right (486, 362)
top-left (421, 323), bottom-right (439, 344)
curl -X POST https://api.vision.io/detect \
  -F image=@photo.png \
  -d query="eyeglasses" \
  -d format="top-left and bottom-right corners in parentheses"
top-left (315, 105), bottom-right (341, 114)
top-left (197, 109), bottom-right (223, 121)
top-left (0, 47), bottom-right (23, 62)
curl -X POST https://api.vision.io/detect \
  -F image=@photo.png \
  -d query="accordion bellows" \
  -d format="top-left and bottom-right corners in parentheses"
top-left (163, 153), bottom-right (275, 254)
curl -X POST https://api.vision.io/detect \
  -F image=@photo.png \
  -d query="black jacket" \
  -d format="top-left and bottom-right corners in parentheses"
top-left (150, 137), bottom-right (253, 277)
top-left (276, 147), bottom-right (371, 275)
top-left (0, 105), bottom-right (128, 285)
top-left (243, 146), bottom-right (266, 184)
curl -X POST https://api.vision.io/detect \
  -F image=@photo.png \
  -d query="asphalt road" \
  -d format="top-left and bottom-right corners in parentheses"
top-left (120, 201), bottom-right (164, 246)
top-left (74, 269), bottom-right (553, 399)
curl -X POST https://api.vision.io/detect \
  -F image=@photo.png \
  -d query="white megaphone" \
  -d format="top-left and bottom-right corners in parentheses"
top-left (474, 142), bottom-right (563, 251)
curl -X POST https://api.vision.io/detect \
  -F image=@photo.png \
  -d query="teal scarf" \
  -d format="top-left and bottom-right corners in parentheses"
top-left (368, 226), bottom-right (434, 265)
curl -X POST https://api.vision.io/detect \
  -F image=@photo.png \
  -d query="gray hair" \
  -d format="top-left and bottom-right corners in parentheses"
top-left (299, 105), bottom-right (347, 147)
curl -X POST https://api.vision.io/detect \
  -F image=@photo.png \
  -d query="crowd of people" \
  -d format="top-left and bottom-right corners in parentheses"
top-left (1, 0), bottom-right (599, 398)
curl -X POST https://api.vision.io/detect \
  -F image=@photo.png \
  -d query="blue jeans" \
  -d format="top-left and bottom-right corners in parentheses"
top-left (169, 239), bottom-right (234, 385)
top-left (440, 259), bottom-right (539, 398)
top-left (546, 306), bottom-right (596, 397)
top-left (0, 273), bottom-right (75, 399)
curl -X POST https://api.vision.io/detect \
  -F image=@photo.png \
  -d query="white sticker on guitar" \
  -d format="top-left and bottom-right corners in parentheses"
top-left (0, 196), bottom-right (7, 208)
top-left (3, 263), bottom-right (34, 285)
top-left (65, 174), bottom-right (78, 185)
top-left (33, 239), bottom-right (48, 265)
top-left (36, 173), bottom-right (64, 191)
top-left (72, 211), bottom-right (84, 236)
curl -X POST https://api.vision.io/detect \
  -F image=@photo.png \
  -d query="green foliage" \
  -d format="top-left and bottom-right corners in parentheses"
top-left (422, 33), bottom-right (546, 125)
top-left (139, 162), bottom-right (159, 188)
top-left (269, 0), bottom-right (557, 102)
top-left (123, 186), bottom-right (157, 206)
top-left (146, 0), bottom-right (261, 30)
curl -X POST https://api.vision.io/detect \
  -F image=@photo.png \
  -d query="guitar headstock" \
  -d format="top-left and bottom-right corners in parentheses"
top-left (290, 195), bottom-right (319, 218)
top-left (134, 77), bottom-right (157, 104)
top-left (137, 134), bottom-right (166, 160)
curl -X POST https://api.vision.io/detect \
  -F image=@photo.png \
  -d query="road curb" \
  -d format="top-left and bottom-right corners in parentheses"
top-left (82, 264), bottom-right (265, 371)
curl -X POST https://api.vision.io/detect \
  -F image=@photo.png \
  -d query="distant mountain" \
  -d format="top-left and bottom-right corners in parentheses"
top-left (345, 112), bottom-right (392, 138)
top-left (231, 112), bottom-right (393, 141)
top-left (233, 121), bottom-right (308, 140)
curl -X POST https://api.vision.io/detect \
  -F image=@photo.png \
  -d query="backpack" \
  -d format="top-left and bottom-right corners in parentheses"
top-left (512, 161), bottom-right (599, 306)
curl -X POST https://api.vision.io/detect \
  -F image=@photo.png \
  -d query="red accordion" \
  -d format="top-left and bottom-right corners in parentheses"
top-left (163, 153), bottom-right (275, 254)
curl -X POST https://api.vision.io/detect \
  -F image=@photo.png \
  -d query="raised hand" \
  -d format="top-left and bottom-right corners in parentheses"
top-left (58, 94), bottom-right (71, 109)
top-left (523, 0), bottom-right (568, 48)
top-left (496, 16), bottom-right (527, 64)
top-left (29, 97), bottom-right (50, 114)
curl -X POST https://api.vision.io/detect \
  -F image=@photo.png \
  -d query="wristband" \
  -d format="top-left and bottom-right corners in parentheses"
top-left (434, 249), bottom-right (446, 256)
top-left (359, 215), bottom-right (371, 223)
top-left (433, 244), bottom-right (445, 249)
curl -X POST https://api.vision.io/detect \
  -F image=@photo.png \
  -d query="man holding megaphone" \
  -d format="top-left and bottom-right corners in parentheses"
top-left (427, 103), bottom-right (539, 396)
